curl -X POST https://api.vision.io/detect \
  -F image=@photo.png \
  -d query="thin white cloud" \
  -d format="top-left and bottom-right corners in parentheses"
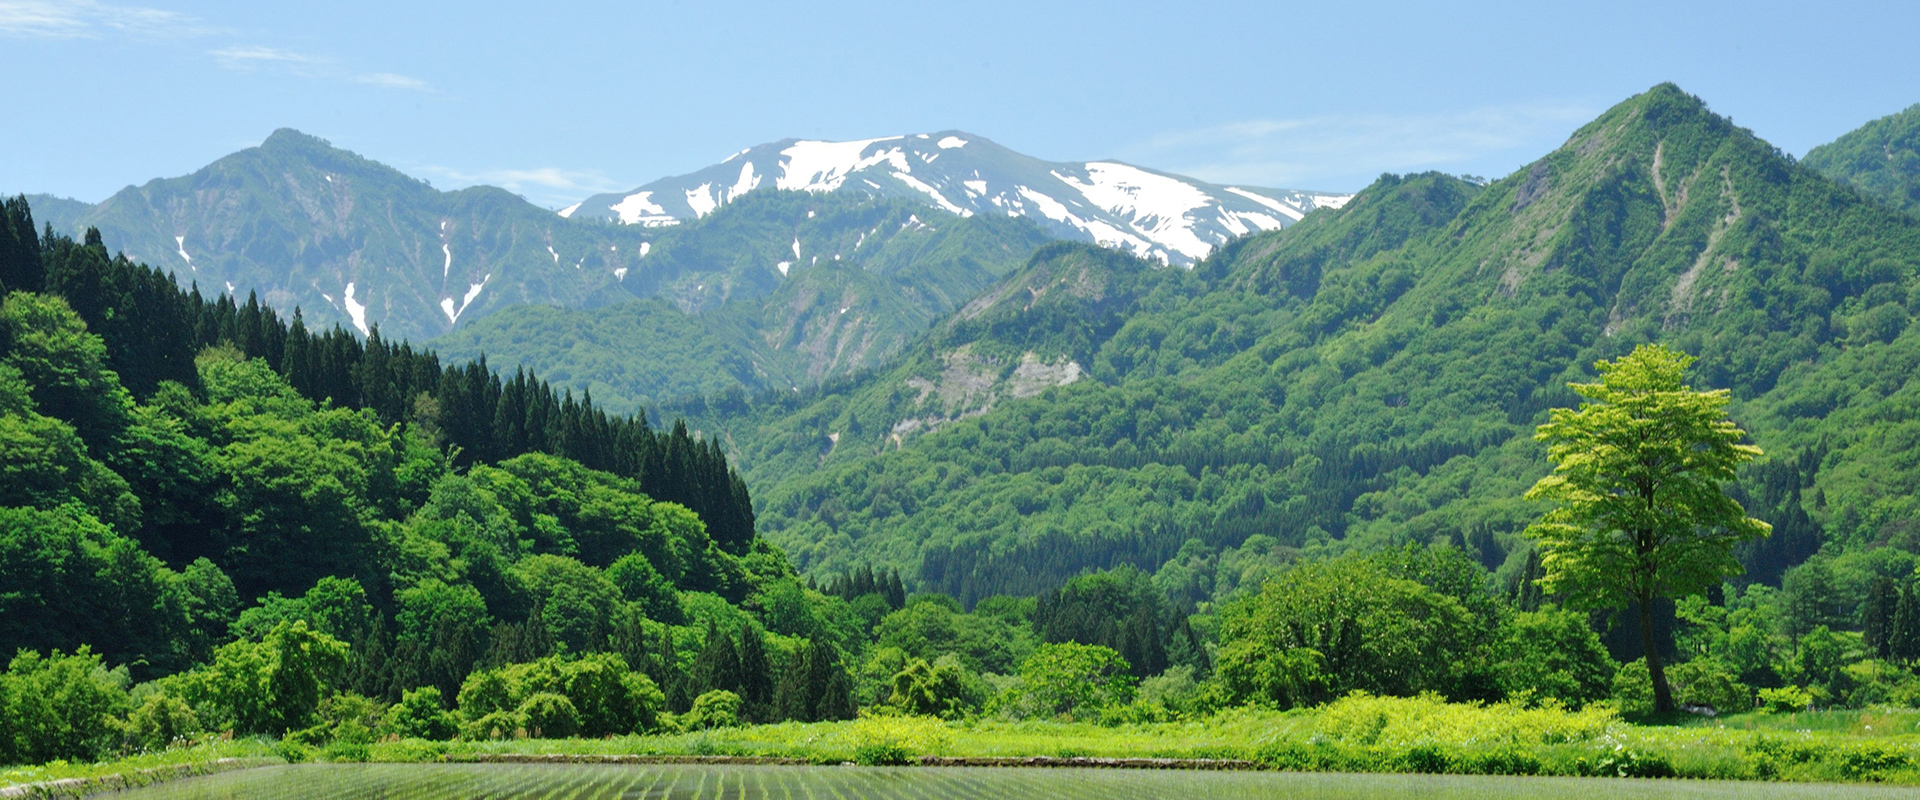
top-left (353, 72), bottom-right (432, 92)
top-left (210, 46), bottom-right (431, 92)
top-left (3, 3), bottom-right (429, 91)
top-left (0, 0), bottom-right (215, 38)
top-left (1121, 103), bottom-right (1597, 190)
top-left (209, 44), bottom-right (326, 69)
top-left (417, 165), bottom-right (623, 207)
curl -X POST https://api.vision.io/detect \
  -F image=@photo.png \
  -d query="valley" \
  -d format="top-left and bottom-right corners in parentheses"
top-left (7, 80), bottom-right (1920, 792)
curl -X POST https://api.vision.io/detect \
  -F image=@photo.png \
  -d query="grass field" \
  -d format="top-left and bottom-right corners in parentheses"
top-left (17, 699), bottom-right (1920, 796)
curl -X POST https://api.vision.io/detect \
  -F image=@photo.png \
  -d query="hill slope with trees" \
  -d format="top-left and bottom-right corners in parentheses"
top-left (700, 85), bottom-right (1920, 626)
top-left (1805, 103), bottom-right (1920, 216)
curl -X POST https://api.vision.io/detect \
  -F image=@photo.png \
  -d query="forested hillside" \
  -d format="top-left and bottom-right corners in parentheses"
top-left (0, 196), bottom-right (868, 746)
top-left (1805, 103), bottom-right (1920, 216)
top-left (434, 191), bottom-right (1052, 412)
top-left (700, 85), bottom-right (1920, 618)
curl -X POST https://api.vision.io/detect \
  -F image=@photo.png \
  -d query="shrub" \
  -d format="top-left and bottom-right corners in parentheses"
top-left (993, 643), bottom-right (1134, 720)
top-left (1759, 686), bottom-right (1814, 713)
top-left (682, 690), bottom-right (741, 730)
top-left (1612, 660), bottom-right (1654, 715)
top-left (886, 655), bottom-right (981, 719)
top-left (126, 693), bottom-right (199, 751)
top-left (1492, 607), bottom-right (1616, 707)
top-left (846, 713), bottom-right (952, 764)
top-left (517, 692), bottom-right (580, 738)
top-left (456, 653), bottom-right (664, 738)
top-left (1669, 658), bottom-right (1749, 713)
top-left (1217, 555), bottom-right (1478, 702)
top-left (1, 648), bottom-right (132, 764)
top-left (384, 686), bottom-right (458, 741)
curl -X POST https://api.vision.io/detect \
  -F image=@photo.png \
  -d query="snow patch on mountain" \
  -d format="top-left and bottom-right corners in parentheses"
top-left (611, 191), bottom-right (676, 226)
top-left (439, 274), bottom-right (491, 324)
top-left (778, 137), bottom-right (910, 192)
top-left (343, 282), bottom-right (369, 335)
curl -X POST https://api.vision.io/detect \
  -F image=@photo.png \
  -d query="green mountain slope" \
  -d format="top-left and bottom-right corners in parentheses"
top-left (1804, 103), bottom-right (1920, 216)
top-left (433, 191), bottom-right (1053, 412)
top-left (708, 84), bottom-right (1920, 603)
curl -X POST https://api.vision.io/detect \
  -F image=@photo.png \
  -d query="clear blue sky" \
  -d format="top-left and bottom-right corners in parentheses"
top-left (4, 0), bottom-right (1917, 208)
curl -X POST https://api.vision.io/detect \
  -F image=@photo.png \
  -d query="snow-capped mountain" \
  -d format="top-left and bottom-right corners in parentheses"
top-left (563, 132), bottom-right (1351, 265)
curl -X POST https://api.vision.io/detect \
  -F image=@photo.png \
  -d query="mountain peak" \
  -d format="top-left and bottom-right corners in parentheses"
top-left (565, 131), bottom-right (1352, 265)
top-left (260, 128), bottom-right (335, 153)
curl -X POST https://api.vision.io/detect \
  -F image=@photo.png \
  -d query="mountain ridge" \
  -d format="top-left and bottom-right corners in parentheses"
top-left (563, 130), bottom-right (1351, 266)
top-left (687, 84), bottom-right (1920, 604)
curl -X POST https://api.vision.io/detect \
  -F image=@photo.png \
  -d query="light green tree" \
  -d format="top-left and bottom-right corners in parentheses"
top-left (1524, 344), bottom-right (1770, 713)
top-left (996, 642), bottom-right (1134, 720)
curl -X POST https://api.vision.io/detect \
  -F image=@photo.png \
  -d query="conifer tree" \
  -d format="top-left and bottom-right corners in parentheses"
top-left (735, 623), bottom-right (773, 722)
top-left (1865, 576), bottom-right (1899, 659)
top-left (692, 621), bottom-right (741, 698)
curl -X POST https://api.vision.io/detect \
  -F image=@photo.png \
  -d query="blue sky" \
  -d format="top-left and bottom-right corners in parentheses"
top-left (3, 0), bottom-right (1917, 208)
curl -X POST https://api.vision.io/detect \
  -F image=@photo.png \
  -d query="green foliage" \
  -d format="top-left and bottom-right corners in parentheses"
top-left (683, 690), bottom-right (742, 730)
top-left (456, 653), bottom-right (664, 739)
top-left (885, 656), bottom-right (982, 719)
top-left (0, 648), bottom-right (131, 765)
top-left (1526, 345), bottom-right (1770, 609)
top-left (1526, 344), bottom-right (1769, 711)
top-left (846, 713), bottom-right (953, 765)
top-left (1804, 103), bottom-right (1920, 216)
top-left (1668, 658), bottom-right (1750, 712)
top-left (872, 596), bottom-right (1034, 675)
top-left (1218, 554), bottom-right (1479, 703)
top-left (384, 687), bottom-right (458, 741)
top-left (995, 642), bottom-right (1135, 720)
top-left (1491, 607), bottom-right (1616, 707)
top-left (125, 693), bottom-right (199, 751)
top-left (1759, 685), bottom-right (1815, 713)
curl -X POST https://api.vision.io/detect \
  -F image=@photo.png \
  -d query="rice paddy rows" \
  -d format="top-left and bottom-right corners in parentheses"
top-left (111, 763), bottom-right (1920, 799)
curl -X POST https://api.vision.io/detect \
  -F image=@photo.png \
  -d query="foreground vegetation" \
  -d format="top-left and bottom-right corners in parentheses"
top-left (20, 697), bottom-right (1920, 791)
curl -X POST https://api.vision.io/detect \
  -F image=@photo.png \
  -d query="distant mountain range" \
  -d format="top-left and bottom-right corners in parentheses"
top-left (563, 131), bottom-right (1350, 266)
top-left (29, 129), bottom-right (645, 343)
top-left (22, 129), bottom-right (1345, 351)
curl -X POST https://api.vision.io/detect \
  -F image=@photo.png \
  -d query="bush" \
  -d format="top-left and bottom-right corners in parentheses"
top-left (384, 686), bottom-right (458, 741)
top-left (1669, 658), bottom-right (1749, 713)
top-left (456, 653), bottom-right (665, 738)
top-left (993, 643), bottom-right (1135, 720)
top-left (517, 692), bottom-right (580, 738)
top-left (1492, 608), bottom-right (1616, 707)
top-left (1217, 555), bottom-right (1479, 703)
top-left (126, 693), bottom-right (199, 751)
top-left (1612, 660), bottom-right (1654, 715)
top-left (1759, 686), bottom-right (1815, 713)
top-left (682, 690), bottom-right (741, 730)
top-left (1, 648), bottom-right (132, 764)
top-left (885, 655), bottom-right (982, 719)
top-left (846, 713), bottom-right (952, 764)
